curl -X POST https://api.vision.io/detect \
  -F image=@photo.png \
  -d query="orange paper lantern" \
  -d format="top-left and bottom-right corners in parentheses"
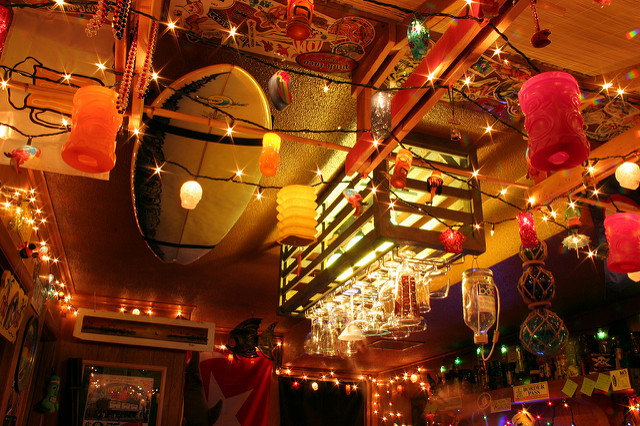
top-left (390, 149), bottom-right (413, 189)
top-left (259, 133), bottom-right (281, 177)
top-left (61, 86), bottom-right (122, 173)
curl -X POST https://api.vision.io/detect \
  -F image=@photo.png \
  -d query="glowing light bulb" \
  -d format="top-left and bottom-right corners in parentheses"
top-left (602, 82), bottom-right (613, 91)
top-left (229, 27), bottom-right (237, 37)
top-left (484, 125), bottom-right (493, 133)
top-left (152, 72), bottom-right (159, 80)
top-left (180, 181), bottom-right (203, 209)
top-left (167, 21), bottom-right (176, 30)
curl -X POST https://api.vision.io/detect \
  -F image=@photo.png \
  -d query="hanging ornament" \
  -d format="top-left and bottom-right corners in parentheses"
top-left (519, 240), bottom-right (548, 263)
top-left (180, 180), bottom-right (203, 209)
top-left (61, 86), bottom-right (123, 173)
top-left (259, 133), bottom-right (281, 177)
top-left (390, 148), bottom-right (413, 189)
top-left (277, 185), bottom-right (318, 246)
top-left (112, 0), bottom-right (131, 40)
top-left (410, 373), bottom-right (419, 383)
top-left (117, 30), bottom-right (137, 114)
top-left (86, 0), bottom-right (110, 37)
top-left (527, 0), bottom-right (551, 48)
top-left (604, 213), bottom-right (640, 273)
top-left (439, 228), bottom-right (465, 254)
top-left (268, 71), bottom-right (292, 111)
top-left (371, 91), bottom-right (392, 141)
top-left (343, 189), bottom-right (366, 217)
top-left (615, 162), bottom-right (640, 190)
top-left (517, 211), bottom-right (538, 249)
top-left (480, 0), bottom-right (500, 18)
top-left (136, 20), bottom-right (159, 99)
top-left (562, 204), bottom-right (590, 253)
top-left (511, 410), bottom-right (535, 426)
top-left (426, 171), bottom-right (443, 204)
top-left (4, 144), bottom-right (41, 173)
top-left (461, 268), bottom-right (497, 344)
top-left (407, 16), bottom-right (430, 60)
top-left (286, 0), bottom-right (314, 40)
top-left (519, 307), bottom-right (569, 357)
top-left (627, 271), bottom-right (640, 282)
top-left (311, 381), bottom-right (318, 391)
top-left (448, 86), bottom-right (462, 142)
top-left (518, 265), bottom-right (555, 306)
top-left (519, 72), bottom-right (589, 172)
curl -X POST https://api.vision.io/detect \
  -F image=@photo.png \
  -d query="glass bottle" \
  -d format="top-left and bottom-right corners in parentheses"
top-left (394, 260), bottom-right (421, 326)
top-left (461, 268), bottom-right (496, 345)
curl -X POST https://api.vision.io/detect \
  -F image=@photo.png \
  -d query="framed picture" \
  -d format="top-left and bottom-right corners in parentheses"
top-left (74, 308), bottom-right (215, 351)
top-left (80, 361), bottom-right (165, 426)
top-left (14, 316), bottom-right (39, 392)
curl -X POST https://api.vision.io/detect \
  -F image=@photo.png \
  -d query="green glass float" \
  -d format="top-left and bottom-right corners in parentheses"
top-left (517, 265), bottom-right (555, 306)
top-left (519, 308), bottom-right (569, 357)
top-left (518, 240), bottom-right (548, 264)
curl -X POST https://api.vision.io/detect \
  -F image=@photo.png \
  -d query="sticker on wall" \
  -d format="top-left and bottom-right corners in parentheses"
top-left (0, 270), bottom-right (29, 343)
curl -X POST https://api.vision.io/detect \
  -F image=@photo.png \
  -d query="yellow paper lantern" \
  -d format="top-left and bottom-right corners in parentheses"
top-left (277, 185), bottom-right (317, 246)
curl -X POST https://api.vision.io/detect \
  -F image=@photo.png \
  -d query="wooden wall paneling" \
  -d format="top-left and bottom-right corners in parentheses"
top-left (53, 321), bottom-right (187, 426)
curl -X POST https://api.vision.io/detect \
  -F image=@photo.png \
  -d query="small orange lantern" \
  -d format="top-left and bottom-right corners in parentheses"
top-left (61, 86), bottom-right (122, 173)
top-left (390, 149), bottom-right (413, 189)
top-left (286, 0), bottom-right (314, 40)
top-left (259, 133), bottom-right (281, 177)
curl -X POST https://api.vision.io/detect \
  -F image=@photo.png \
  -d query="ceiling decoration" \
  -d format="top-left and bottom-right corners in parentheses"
top-left (168, 0), bottom-right (383, 70)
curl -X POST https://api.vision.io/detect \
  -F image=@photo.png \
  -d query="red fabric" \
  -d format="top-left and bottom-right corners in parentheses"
top-left (200, 350), bottom-right (272, 426)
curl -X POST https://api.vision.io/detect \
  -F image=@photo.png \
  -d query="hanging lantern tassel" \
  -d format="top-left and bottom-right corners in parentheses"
top-left (426, 171), bottom-right (443, 204)
top-left (528, 0), bottom-right (551, 48)
top-left (517, 211), bottom-right (539, 249)
top-left (439, 228), bottom-right (465, 254)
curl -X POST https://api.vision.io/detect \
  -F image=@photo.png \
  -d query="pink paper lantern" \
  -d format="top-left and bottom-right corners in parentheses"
top-left (518, 72), bottom-right (589, 172)
top-left (604, 213), bottom-right (640, 273)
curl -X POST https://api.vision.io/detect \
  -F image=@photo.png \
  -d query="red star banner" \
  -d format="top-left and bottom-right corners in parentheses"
top-left (199, 350), bottom-right (273, 426)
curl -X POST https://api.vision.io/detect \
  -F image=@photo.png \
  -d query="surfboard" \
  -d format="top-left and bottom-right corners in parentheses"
top-left (131, 64), bottom-right (271, 264)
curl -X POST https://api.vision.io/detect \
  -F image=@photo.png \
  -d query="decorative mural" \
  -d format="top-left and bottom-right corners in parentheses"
top-left (389, 53), bottom-right (640, 143)
top-left (168, 0), bottom-right (379, 71)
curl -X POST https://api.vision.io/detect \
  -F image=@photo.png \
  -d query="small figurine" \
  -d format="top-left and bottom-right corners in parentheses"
top-left (36, 376), bottom-right (60, 413)
top-left (226, 318), bottom-right (278, 360)
top-left (343, 189), bottom-right (366, 217)
top-left (4, 145), bottom-right (41, 173)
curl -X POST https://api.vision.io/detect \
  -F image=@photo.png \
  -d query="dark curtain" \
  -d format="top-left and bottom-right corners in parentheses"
top-left (279, 377), bottom-right (365, 426)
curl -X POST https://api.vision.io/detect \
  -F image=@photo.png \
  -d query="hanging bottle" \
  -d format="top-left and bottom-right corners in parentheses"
top-left (394, 259), bottom-right (421, 326)
top-left (461, 268), bottom-right (497, 345)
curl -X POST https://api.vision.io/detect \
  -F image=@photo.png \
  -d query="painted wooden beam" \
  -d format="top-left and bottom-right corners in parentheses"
top-left (351, 22), bottom-right (396, 98)
top-left (528, 124), bottom-right (640, 206)
top-left (362, 0), bottom-right (529, 176)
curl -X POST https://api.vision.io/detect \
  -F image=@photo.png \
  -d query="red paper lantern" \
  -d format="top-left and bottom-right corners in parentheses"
top-left (0, 5), bottom-right (10, 56)
top-left (517, 211), bottom-right (538, 249)
top-left (518, 72), bottom-right (589, 172)
top-left (286, 0), bottom-right (313, 40)
top-left (604, 213), bottom-right (640, 273)
top-left (61, 86), bottom-right (122, 173)
top-left (439, 228), bottom-right (465, 254)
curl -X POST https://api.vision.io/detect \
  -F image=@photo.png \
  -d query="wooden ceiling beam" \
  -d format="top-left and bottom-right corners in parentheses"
top-left (358, 0), bottom-right (528, 176)
top-left (527, 124), bottom-right (640, 206)
top-left (351, 22), bottom-right (397, 98)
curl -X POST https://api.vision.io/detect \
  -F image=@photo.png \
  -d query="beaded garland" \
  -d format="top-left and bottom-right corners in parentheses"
top-left (117, 31), bottom-right (137, 114)
top-left (136, 20), bottom-right (159, 99)
top-left (85, 0), bottom-right (110, 37)
top-left (112, 0), bottom-right (132, 40)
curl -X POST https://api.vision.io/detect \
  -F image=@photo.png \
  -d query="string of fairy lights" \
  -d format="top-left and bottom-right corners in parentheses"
top-left (0, 0), bottom-right (638, 318)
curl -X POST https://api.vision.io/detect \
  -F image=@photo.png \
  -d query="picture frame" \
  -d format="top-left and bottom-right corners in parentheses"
top-left (74, 308), bottom-right (215, 352)
top-left (79, 361), bottom-right (166, 426)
